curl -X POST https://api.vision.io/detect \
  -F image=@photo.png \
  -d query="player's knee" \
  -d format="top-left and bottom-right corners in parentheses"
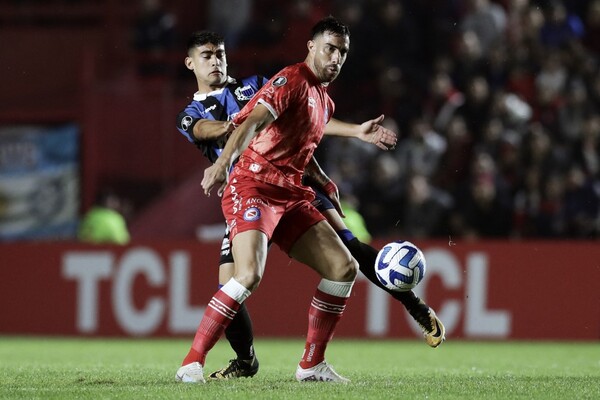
top-left (346, 257), bottom-right (359, 280)
top-left (234, 270), bottom-right (263, 291)
top-left (331, 257), bottom-right (358, 282)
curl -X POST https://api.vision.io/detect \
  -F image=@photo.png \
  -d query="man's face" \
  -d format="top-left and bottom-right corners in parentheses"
top-left (185, 42), bottom-right (227, 90)
top-left (308, 31), bottom-right (349, 83)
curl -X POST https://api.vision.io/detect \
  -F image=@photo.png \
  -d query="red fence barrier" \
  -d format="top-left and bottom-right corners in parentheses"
top-left (1, 240), bottom-right (598, 340)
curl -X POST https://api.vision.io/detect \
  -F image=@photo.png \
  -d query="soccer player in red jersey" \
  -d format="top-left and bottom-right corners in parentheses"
top-left (177, 16), bottom-right (358, 384)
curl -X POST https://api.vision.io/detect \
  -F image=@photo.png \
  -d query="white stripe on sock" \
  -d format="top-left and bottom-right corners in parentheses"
top-left (220, 277), bottom-right (252, 303)
top-left (317, 278), bottom-right (354, 298)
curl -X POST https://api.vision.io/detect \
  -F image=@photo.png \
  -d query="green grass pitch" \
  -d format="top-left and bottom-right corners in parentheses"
top-left (1, 337), bottom-right (598, 399)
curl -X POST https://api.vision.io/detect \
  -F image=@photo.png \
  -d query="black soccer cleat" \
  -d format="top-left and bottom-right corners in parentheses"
top-left (409, 300), bottom-right (446, 348)
top-left (208, 356), bottom-right (259, 380)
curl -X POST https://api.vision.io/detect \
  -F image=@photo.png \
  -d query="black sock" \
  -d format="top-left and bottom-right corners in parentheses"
top-left (344, 237), bottom-right (422, 312)
top-left (224, 302), bottom-right (255, 361)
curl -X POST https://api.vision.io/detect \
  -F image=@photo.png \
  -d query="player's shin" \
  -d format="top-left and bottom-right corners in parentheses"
top-left (224, 302), bottom-right (256, 361)
top-left (182, 278), bottom-right (251, 366)
top-left (299, 278), bottom-right (354, 369)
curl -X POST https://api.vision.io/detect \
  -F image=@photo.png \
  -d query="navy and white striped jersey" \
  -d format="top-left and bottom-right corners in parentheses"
top-left (176, 75), bottom-right (267, 163)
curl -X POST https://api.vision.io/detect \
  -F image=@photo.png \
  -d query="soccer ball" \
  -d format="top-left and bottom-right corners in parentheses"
top-left (374, 240), bottom-right (426, 292)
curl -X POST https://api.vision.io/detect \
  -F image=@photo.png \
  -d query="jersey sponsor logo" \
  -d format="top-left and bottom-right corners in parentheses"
top-left (234, 85), bottom-right (255, 101)
top-left (180, 115), bottom-right (193, 131)
top-left (205, 104), bottom-right (217, 113)
top-left (273, 76), bottom-right (287, 87)
top-left (243, 207), bottom-right (261, 221)
top-left (246, 197), bottom-right (269, 206)
top-left (247, 197), bottom-right (276, 213)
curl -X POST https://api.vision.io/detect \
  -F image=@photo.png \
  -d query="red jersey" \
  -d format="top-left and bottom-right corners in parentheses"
top-left (232, 62), bottom-right (334, 191)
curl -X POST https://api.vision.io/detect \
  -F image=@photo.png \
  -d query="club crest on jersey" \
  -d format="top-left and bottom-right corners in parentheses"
top-left (273, 76), bottom-right (287, 87)
top-left (235, 85), bottom-right (255, 101)
top-left (249, 163), bottom-right (261, 173)
top-left (243, 207), bottom-right (261, 221)
top-left (181, 115), bottom-right (193, 131)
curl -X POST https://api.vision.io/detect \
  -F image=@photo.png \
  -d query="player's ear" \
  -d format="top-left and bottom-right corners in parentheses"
top-left (307, 40), bottom-right (315, 53)
top-left (184, 56), bottom-right (194, 71)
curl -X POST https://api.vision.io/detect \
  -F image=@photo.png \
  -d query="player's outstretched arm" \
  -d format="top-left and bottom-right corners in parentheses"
top-left (324, 115), bottom-right (397, 150)
top-left (201, 104), bottom-right (274, 196)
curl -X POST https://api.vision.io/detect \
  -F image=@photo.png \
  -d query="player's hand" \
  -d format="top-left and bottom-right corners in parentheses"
top-left (322, 180), bottom-right (345, 218)
top-left (201, 163), bottom-right (228, 197)
top-left (357, 114), bottom-right (397, 150)
top-left (224, 121), bottom-right (235, 134)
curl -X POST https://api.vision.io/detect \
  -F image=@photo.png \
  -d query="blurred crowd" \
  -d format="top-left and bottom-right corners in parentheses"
top-left (12, 0), bottom-right (598, 240)
top-left (220, 0), bottom-right (600, 240)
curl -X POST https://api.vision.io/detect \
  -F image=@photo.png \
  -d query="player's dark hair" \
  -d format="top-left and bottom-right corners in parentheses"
top-left (187, 31), bottom-right (224, 53)
top-left (310, 16), bottom-right (350, 39)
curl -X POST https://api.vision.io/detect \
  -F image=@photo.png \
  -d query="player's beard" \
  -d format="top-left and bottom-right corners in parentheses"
top-left (318, 62), bottom-right (340, 83)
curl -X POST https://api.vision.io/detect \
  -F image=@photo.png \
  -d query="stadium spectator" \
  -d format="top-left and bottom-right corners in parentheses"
top-left (563, 165), bottom-right (600, 238)
top-left (572, 114), bottom-right (600, 179)
top-left (78, 190), bottom-right (130, 245)
top-left (133, 0), bottom-right (178, 76)
top-left (433, 115), bottom-right (475, 194)
top-left (456, 75), bottom-right (494, 139)
top-left (397, 173), bottom-right (452, 239)
top-left (582, 0), bottom-right (600, 54)
top-left (536, 172), bottom-right (567, 237)
top-left (357, 154), bottom-right (404, 236)
top-left (512, 167), bottom-right (544, 238)
top-left (460, 0), bottom-right (507, 56)
top-left (539, 0), bottom-right (585, 49)
top-left (207, 0), bottom-right (252, 49)
top-left (449, 151), bottom-right (513, 238)
top-left (423, 71), bottom-right (465, 133)
top-left (394, 117), bottom-right (446, 181)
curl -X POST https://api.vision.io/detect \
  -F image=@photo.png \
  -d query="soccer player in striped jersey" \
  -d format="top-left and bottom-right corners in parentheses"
top-left (176, 27), bottom-right (444, 383)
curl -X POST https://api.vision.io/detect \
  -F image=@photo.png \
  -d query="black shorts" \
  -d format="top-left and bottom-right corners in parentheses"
top-left (218, 184), bottom-right (334, 265)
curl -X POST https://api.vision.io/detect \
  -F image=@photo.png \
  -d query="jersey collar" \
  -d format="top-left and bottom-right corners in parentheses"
top-left (193, 76), bottom-right (237, 101)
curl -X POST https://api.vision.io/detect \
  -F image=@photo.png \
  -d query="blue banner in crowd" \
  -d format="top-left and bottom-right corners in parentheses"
top-left (0, 124), bottom-right (79, 240)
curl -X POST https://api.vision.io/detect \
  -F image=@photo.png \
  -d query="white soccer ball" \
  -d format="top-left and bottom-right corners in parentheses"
top-left (375, 240), bottom-right (426, 292)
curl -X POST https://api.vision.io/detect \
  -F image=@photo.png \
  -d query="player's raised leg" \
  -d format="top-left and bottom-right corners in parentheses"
top-left (320, 207), bottom-right (445, 347)
top-left (344, 236), bottom-right (445, 347)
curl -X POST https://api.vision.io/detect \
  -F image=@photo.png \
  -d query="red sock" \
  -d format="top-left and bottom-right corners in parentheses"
top-left (299, 289), bottom-right (348, 368)
top-left (182, 289), bottom-right (240, 366)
